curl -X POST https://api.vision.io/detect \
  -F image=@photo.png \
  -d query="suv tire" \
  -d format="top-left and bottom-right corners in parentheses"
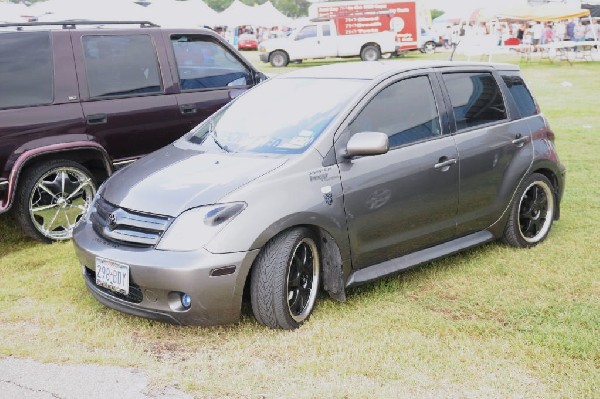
top-left (14, 160), bottom-right (97, 242)
top-left (250, 228), bottom-right (320, 330)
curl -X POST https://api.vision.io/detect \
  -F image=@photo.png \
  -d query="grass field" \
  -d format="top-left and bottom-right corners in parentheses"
top-left (0, 52), bottom-right (599, 398)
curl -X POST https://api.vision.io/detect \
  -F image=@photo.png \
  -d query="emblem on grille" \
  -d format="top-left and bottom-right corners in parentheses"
top-left (107, 212), bottom-right (118, 229)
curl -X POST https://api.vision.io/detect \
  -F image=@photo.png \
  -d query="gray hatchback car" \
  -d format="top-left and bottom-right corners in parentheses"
top-left (73, 61), bottom-right (565, 330)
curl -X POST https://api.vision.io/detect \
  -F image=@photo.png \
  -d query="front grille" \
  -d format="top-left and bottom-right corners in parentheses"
top-left (84, 267), bottom-right (143, 304)
top-left (91, 197), bottom-right (172, 247)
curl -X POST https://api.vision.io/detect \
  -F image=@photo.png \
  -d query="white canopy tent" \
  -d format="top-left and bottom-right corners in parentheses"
top-left (254, 1), bottom-right (292, 27)
top-left (145, 0), bottom-right (220, 28)
top-left (0, 1), bottom-right (30, 23)
top-left (31, 0), bottom-right (152, 22)
top-left (218, 0), bottom-right (256, 27)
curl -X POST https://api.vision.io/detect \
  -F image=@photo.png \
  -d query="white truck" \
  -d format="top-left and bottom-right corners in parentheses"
top-left (258, 18), bottom-right (398, 67)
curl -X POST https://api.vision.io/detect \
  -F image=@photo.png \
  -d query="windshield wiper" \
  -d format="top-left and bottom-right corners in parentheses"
top-left (208, 121), bottom-right (231, 153)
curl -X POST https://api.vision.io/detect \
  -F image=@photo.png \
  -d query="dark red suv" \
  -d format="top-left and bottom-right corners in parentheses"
top-left (0, 21), bottom-right (265, 242)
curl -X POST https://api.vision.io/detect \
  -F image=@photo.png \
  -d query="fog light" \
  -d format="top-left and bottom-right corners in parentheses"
top-left (181, 293), bottom-right (191, 309)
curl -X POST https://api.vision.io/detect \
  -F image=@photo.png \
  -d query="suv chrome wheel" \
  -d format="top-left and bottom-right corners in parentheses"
top-left (16, 161), bottom-right (96, 242)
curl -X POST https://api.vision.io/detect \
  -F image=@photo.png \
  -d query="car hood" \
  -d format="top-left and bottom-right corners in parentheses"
top-left (102, 144), bottom-right (287, 217)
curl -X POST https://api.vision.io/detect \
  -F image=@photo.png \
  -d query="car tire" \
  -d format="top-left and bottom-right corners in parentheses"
top-left (360, 45), bottom-right (381, 61)
top-left (250, 227), bottom-right (321, 330)
top-left (503, 173), bottom-right (555, 248)
top-left (14, 159), bottom-right (97, 243)
top-left (269, 50), bottom-right (289, 67)
top-left (423, 41), bottom-right (436, 54)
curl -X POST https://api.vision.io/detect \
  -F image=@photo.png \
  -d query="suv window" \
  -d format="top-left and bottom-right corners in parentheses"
top-left (0, 31), bottom-right (53, 108)
top-left (501, 72), bottom-right (537, 118)
top-left (171, 35), bottom-right (251, 90)
top-left (82, 35), bottom-right (162, 98)
top-left (346, 76), bottom-right (441, 148)
top-left (443, 72), bottom-right (507, 130)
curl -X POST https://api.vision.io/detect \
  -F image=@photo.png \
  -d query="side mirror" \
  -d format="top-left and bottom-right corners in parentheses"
top-left (344, 132), bottom-right (389, 158)
top-left (255, 71), bottom-right (269, 83)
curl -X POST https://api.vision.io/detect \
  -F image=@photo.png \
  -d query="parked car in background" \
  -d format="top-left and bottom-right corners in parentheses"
top-left (73, 61), bottom-right (565, 330)
top-left (238, 33), bottom-right (258, 50)
top-left (0, 21), bottom-right (265, 242)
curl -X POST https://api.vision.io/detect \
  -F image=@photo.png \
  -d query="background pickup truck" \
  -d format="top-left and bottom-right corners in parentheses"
top-left (259, 19), bottom-right (397, 67)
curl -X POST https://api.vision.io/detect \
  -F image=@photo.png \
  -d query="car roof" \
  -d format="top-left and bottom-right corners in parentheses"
top-left (279, 60), bottom-right (519, 81)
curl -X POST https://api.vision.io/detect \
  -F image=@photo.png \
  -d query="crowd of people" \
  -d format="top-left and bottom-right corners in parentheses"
top-left (437, 18), bottom-right (600, 49)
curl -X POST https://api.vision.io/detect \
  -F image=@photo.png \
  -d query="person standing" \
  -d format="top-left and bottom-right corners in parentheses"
top-left (566, 19), bottom-right (576, 40)
top-left (531, 21), bottom-right (543, 46)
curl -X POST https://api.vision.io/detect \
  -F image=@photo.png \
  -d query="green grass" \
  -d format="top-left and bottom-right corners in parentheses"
top-left (1, 53), bottom-right (599, 398)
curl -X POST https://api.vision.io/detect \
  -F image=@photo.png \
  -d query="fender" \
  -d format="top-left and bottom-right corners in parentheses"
top-left (0, 141), bottom-right (111, 213)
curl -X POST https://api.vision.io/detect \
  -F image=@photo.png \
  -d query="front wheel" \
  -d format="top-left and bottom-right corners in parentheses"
top-left (360, 45), bottom-right (381, 61)
top-left (250, 228), bottom-right (320, 330)
top-left (269, 50), bottom-right (289, 67)
top-left (503, 173), bottom-right (556, 248)
top-left (14, 160), bottom-right (97, 242)
top-left (422, 41), bottom-right (436, 54)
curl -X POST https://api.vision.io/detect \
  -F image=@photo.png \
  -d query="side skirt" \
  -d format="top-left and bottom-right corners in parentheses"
top-left (345, 230), bottom-right (495, 288)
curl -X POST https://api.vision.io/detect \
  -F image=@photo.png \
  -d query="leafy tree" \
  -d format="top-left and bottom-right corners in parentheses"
top-left (431, 9), bottom-right (444, 21)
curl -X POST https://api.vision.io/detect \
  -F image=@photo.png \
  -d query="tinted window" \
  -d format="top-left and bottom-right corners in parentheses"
top-left (171, 35), bottom-right (251, 90)
top-left (443, 72), bottom-right (507, 130)
top-left (502, 72), bottom-right (537, 118)
top-left (346, 76), bottom-right (441, 148)
top-left (296, 25), bottom-right (317, 40)
top-left (0, 32), bottom-right (53, 108)
top-left (83, 35), bottom-right (161, 98)
top-left (322, 25), bottom-right (331, 37)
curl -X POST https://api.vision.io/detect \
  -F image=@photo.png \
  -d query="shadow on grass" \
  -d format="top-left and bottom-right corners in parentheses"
top-left (0, 212), bottom-right (36, 256)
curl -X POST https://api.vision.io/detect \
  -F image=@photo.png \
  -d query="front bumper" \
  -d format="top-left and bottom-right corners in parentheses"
top-left (259, 52), bottom-right (269, 63)
top-left (72, 220), bottom-right (259, 326)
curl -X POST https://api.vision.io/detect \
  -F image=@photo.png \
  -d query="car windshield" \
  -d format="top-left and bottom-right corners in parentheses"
top-left (187, 77), bottom-right (366, 154)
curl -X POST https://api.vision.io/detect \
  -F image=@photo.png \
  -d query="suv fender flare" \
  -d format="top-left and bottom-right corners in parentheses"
top-left (0, 141), bottom-right (111, 213)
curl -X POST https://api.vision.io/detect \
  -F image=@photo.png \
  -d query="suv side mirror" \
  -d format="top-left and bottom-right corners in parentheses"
top-left (344, 132), bottom-right (389, 158)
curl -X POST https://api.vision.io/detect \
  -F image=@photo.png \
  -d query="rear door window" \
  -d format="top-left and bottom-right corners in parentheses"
top-left (0, 31), bottom-right (53, 108)
top-left (82, 35), bottom-right (162, 98)
top-left (443, 72), bottom-right (507, 131)
top-left (501, 72), bottom-right (538, 118)
top-left (171, 35), bottom-right (252, 91)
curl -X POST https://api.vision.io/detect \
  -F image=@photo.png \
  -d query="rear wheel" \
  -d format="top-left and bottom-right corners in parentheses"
top-left (250, 228), bottom-right (320, 330)
top-left (503, 173), bottom-right (555, 248)
top-left (269, 50), bottom-right (289, 67)
top-left (14, 160), bottom-right (97, 242)
top-left (360, 45), bottom-right (381, 61)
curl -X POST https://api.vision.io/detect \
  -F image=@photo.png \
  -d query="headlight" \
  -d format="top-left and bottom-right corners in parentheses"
top-left (156, 202), bottom-right (246, 252)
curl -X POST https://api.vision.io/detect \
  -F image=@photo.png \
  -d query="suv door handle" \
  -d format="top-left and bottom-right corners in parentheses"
top-left (512, 134), bottom-right (529, 147)
top-left (86, 114), bottom-right (107, 125)
top-left (179, 104), bottom-right (197, 115)
top-left (434, 157), bottom-right (457, 172)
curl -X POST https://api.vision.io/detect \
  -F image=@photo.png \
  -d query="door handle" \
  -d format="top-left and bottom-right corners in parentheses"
top-left (512, 134), bottom-right (529, 147)
top-left (434, 157), bottom-right (457, 171)
top-left (86, 114), bottom-right (107, 125)
top-left (179, 104), bottom-right (197, 115)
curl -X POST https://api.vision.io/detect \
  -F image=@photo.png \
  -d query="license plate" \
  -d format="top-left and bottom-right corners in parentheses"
top-left (95, 257), bottom-right (129, 296)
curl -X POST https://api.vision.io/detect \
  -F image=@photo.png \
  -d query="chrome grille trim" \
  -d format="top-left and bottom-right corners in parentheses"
top-left (91, 196), bottom-right (172, 247)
